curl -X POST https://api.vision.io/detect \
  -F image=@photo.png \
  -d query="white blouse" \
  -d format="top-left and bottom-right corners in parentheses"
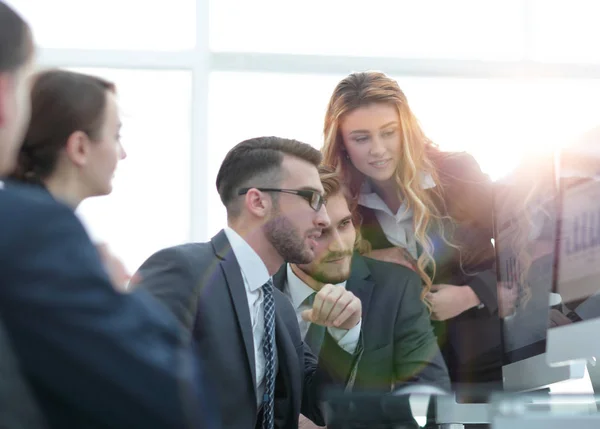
top-left (358, 173), bottom-right (436, 260)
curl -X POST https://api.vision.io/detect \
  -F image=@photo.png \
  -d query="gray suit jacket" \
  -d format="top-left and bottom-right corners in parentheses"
top-left (274, 254), bottom-right (451, 392)
top-left (135, 230), bottom-right (357, 429)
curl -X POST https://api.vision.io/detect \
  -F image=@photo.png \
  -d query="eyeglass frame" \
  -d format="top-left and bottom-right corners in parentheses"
top-left (237, 187), bottom-right (326, 212)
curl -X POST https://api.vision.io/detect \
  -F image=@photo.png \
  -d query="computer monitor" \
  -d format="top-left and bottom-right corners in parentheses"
top-left (547, 126), bottom-right (600, 368)
top-left (494, 153), bottom-right (585, 391)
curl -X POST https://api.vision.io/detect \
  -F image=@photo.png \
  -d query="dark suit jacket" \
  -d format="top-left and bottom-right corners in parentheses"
top-left (274, 254), bottom-right (451, 393)
top-left (0, 180), bottom-right (217, 429)
top-left (0, 317), bottom-right (47, 429)
top-left (359, 151), bottom-right (502, 383)
top-left (134, 230), bottom-right (356, 429)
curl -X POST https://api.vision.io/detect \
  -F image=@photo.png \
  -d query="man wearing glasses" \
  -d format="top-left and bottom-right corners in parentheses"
top-left (134, 136), bottom-right (363, 429)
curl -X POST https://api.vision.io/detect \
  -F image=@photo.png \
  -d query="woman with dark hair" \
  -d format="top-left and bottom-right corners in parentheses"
top-left (12, 69), bottom-right (126, 205)
top-left (10, 69), bottom-right (130, 289)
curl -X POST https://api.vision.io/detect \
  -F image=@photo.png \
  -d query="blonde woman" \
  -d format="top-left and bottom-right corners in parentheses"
top-left (321, 71), bottom-right (501, 384)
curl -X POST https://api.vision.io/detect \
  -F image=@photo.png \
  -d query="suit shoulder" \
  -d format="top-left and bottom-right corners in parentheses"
top-left (363, 256), bottom-right (420, 279)
top-left (433, 151), bottom-right (488, 182)
top-left (148, 242), bottom-right (214, 266)
top-left (141, 242), bottom-right (219, 283)
top-left (433, 150), bottom-right (476, 166)
top-left (160, 242), bottom-right (212, 255)
top-left (0, 181), bottom-right (82, 242)
top-left (359, 257), bottom-right (428, 315)
top-left (0, 181), bottom-right (69, 214)
top-left (362, 256), bottom-right (421, 292)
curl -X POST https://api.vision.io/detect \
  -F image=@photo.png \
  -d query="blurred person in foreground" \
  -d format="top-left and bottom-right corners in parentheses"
top-left (0, 2), bottom-right (219, 428)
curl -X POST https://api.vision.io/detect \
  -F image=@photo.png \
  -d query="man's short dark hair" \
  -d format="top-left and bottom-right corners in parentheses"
top-left (216, 136), bottom-right (322, 217)
top-left (0, 2), bottom-right (33, 73)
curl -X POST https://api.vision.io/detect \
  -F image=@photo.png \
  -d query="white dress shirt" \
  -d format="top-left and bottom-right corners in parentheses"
top-left (359, 174), bottom-right (485, 310)
top-left (358, 173), bottom-right (436, 260)
top-left (283, 264), bottom-right (361, 353)
top-left (224, 227), bottom-right (276, 406)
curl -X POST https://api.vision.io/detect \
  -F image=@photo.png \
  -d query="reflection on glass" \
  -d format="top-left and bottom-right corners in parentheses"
top-left (557, 125), bottom-right (600, 319)
top-left (494, 154), bottom-right (558, 357)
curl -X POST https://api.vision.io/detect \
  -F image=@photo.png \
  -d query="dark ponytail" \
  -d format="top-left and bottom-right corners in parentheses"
top-left (9, 69), bottom-right (116, 184)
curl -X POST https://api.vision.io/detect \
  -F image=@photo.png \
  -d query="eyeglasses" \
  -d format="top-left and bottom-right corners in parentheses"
top-left (238, 187), bottom-right (326, 211)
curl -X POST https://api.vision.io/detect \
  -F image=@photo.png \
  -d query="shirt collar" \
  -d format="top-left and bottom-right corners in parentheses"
top-left (358, 172), bottom-right (436, 211)
top-left (285, 263), bottom-right (347, 310)
top-left (224, 227), bottom-right (271, 292)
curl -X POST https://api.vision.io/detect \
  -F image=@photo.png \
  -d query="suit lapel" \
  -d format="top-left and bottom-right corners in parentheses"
top-left (346, 254), bottom-right (375, 322)
top-left (273, 267), bottom-right (300, 410)
top-left (212, 230), bottom-right (258, 402)
top-left (273, 301), bottom-right (300, 424)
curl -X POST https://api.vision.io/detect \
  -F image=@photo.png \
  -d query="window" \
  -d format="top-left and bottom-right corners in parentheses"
top-left (6, 0), bottom-right (196, 50)
top-left (210, 0), bottom-right (525, 60)
top-left (531, 0), bottom-right (600, 63)
top-left (398, 77), bottom-right (600, 178)
top-left (208, 72), bottom-right (600, 234)
top-left (73, 69), bottom-right (192, 273)
top-left (207, 72), bottom-right (341, 236)
top-left (10, 0), bottom-right (600, 266)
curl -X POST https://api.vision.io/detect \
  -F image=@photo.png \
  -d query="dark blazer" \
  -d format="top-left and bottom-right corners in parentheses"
top-left (358, 151), bottom-right (502, 383)
top-left (0, 317), bottom-right (47, 429)
top-left (0, 180), bottom-right (217, 429)
top-left (274, 254), bottom-right (451, 393)
top-left (134, 230), bottom-right (356, 429)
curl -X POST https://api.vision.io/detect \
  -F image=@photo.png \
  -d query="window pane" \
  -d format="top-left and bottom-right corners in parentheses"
top-left (531, 0), bottom-right (600, 63)
top-left (72, 69), bottom-right (192, 273)
top-left (210, 0), bottom-right (525, 60)
top-left (208, 72), bottom-right (600, 235)
top-left (6, 0), bottom-right (195, 50)
top-left (207, 73), bottom-right (340, 237)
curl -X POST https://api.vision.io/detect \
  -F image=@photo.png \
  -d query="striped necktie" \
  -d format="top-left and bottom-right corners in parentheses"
top-left (262, 278), bottom-right (276, 429)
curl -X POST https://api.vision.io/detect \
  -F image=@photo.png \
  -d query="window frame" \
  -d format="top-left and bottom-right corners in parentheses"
top-left (31, 0), bottom-right (600, 243)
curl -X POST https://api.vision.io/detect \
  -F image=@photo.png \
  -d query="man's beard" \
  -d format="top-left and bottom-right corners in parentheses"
top-left (300, 251), bottom-right (353, 285)
top-left (264, 211), bottom-right (313, 264)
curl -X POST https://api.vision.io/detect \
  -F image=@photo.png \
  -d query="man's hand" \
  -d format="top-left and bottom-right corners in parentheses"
top-left (426, 284), bottom-right (481, 321)
top-left (301, 284), bottom-right (361, 330)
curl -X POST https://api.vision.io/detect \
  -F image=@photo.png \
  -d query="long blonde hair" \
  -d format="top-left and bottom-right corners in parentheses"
top-left (321, 71), bottom-right (448, 303)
